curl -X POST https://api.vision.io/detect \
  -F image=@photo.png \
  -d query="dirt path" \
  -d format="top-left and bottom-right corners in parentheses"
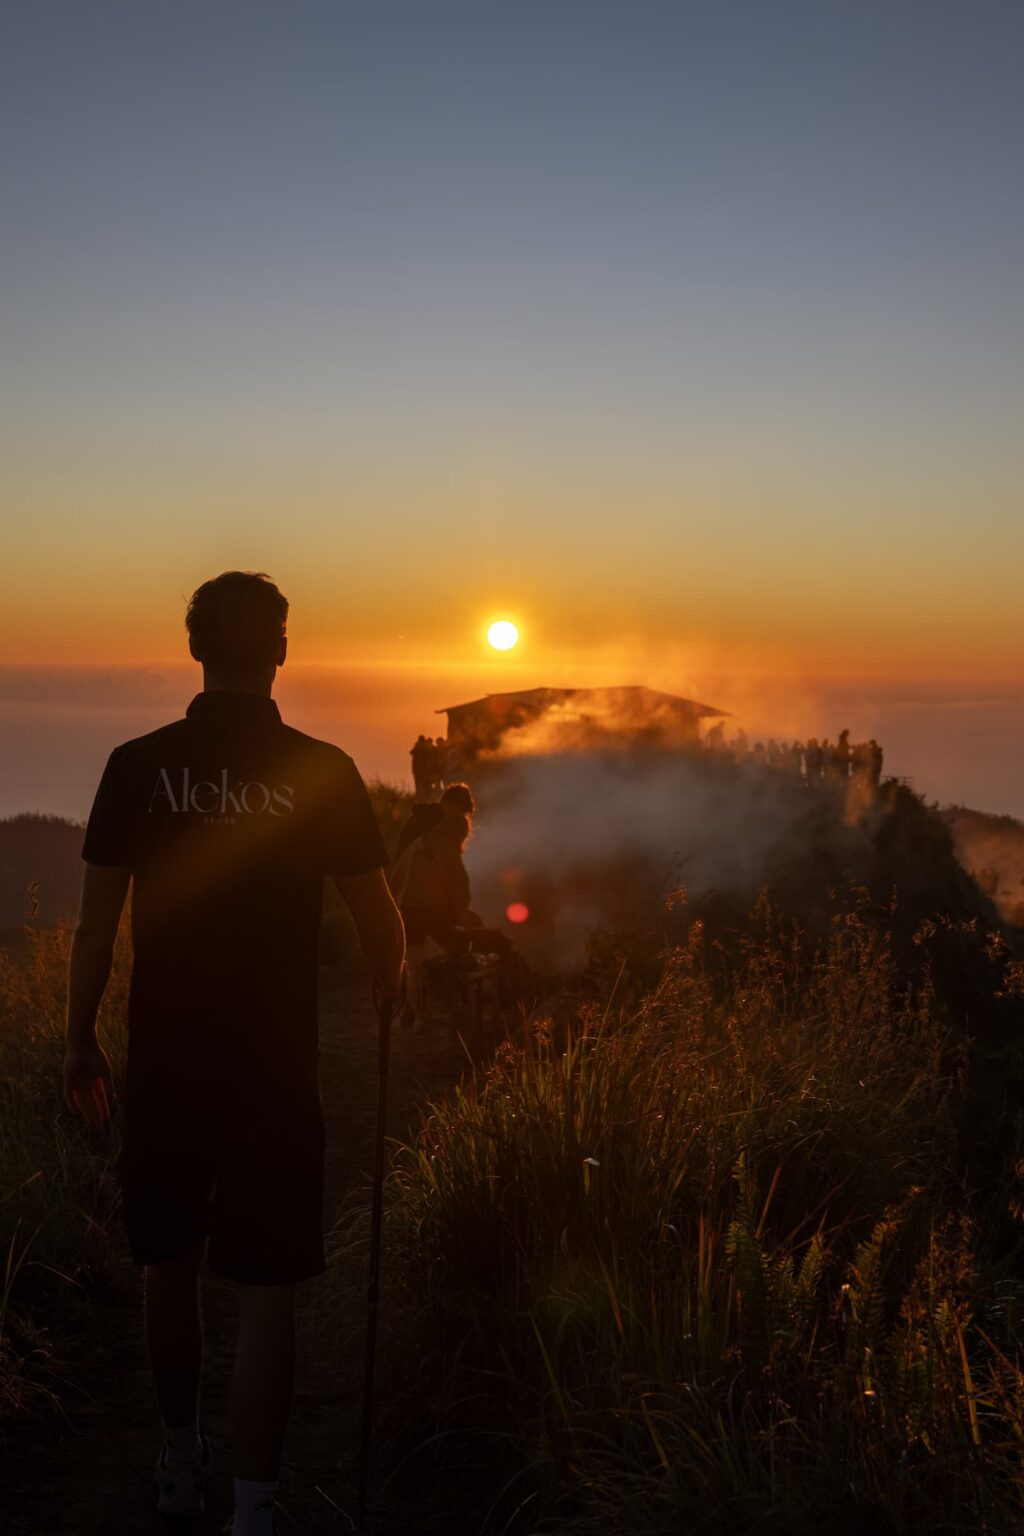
top-left (6, 974), bottom-right (471, 1536)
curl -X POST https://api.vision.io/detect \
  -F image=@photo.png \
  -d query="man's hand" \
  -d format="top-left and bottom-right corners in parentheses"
top-left (63, 1038), bottom-right (114, 1127)
top-left (373, 964), bottom-right (408, 1009)
top-left (65, 863), bottom-right (129, 1128)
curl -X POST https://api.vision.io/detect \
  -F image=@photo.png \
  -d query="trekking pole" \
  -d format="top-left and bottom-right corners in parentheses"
top-left (358, 984), bottom-right (394, 1535)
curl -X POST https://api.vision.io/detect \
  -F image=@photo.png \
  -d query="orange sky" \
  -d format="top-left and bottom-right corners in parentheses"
top-left (3, 5), bottom-right (1023, 691)
top-left (5, 516), bottom-right (1024, 686)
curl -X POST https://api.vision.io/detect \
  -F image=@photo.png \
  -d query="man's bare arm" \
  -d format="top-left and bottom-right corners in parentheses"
top-left (332, 868), bottom-right (406, 1001)
top-left (63, 863), bottom-right (130, 1111)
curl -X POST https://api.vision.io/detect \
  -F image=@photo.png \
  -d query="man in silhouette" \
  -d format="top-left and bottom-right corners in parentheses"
top-left (834, 728), bottom-right (852, 782)
top-left (430, 735), bottom-right (449, 798)
top-left (410, 733), bottom-right (431, 799)
top-left (63, 572), bottom-right (405, 1536)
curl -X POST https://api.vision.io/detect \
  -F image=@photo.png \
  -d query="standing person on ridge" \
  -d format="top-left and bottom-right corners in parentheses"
top-left (410, 733), bottom-right (431, 800)
top-left (431, 735), bottom-right (449, 796)
top-left (62, 571), bottom-right (405, 1536)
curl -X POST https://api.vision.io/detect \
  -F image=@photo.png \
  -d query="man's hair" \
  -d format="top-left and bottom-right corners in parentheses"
top-left (440, 782), bottom-right (475, 815)
top-left (185, 572), bottom-right (288, 672)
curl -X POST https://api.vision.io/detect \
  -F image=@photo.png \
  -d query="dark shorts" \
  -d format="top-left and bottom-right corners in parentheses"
top-left (119, 1054), bottom-right (326, 1285)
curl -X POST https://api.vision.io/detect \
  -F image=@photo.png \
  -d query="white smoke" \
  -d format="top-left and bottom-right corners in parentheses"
top-left (464, 749), bottom-right (872, 967)
top-left (944, 806), bottom-right (1024, 926)
top-left (476, 686), bottom-right (718, 759)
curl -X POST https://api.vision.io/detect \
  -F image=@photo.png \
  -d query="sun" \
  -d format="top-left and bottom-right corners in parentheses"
top-left (487, 619), bottom-right (519, 651)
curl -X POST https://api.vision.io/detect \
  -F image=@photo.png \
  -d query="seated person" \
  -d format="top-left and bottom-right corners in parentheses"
top-left (390, 786), bottom-right (516, 1034)
top-left (389, 803), bottom-right (475, 1033)
top-left (395, 781), bottom-right (475, 861)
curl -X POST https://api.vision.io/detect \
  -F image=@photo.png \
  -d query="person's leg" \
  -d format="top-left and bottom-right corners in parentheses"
top-left (229, 1283), bottom-right (297, 1533)
top-left (144, 1239), bottom-right (206, 1432)
top-left (231, 1282), bottom-right (297, 1480)
top-left (213, 1066), bottom-right (324, 1531)
top-left (124, 1074), bottom-right (216, 1514)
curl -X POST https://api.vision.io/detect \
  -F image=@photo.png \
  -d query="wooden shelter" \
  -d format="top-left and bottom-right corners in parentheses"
top-left (437, 685), bottom-right (726, 763)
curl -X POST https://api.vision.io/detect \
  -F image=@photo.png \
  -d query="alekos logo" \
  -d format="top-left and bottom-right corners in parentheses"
top-left (148, 768), bottom-right (295, 817)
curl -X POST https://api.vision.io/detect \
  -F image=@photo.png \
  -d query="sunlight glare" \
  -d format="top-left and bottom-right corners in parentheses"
top-left (487, 620), bottom-right (519, 651)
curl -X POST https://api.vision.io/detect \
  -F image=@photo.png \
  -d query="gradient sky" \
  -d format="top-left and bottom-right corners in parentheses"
top-left (2, 1), bottom-right (1023, 679)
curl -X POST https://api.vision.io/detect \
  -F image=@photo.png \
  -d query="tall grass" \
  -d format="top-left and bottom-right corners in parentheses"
top-left (5, 780), bottom-right (1024, 1531)
top-left (0, 921), bottom-right (130, 1419)
top-left (381, 904), bottom-right (1024, 1534)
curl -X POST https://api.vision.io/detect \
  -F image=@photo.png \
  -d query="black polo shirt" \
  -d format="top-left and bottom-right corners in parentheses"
top-left (83, 691), bottom-right (387, 1070)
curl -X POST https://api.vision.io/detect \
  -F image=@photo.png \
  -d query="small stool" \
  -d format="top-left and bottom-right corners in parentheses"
top-left (421, 952), bottom-right (501, 1033)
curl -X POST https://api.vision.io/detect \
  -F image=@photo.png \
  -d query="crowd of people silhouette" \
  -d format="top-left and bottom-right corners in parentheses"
top-left (410, 724), bottom-right (885, 796)
top-left (410, 734), bottom-right (449, 800)
top-left (703, 722), bottom-right (884, 789)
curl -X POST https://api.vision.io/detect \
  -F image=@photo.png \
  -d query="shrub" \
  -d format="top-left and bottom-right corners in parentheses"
top-left (0, 921), bottom-right (130, 1418)
top-left (379, 907), bottom-right (1024, 1534)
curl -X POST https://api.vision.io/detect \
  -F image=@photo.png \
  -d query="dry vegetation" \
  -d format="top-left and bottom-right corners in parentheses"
top-left (3, 784), bottom-right (1024, 1533)
top-left (367, 898), bottom-right (1024, 1533)
top-left (0, 921), bottom-right (130, 1420)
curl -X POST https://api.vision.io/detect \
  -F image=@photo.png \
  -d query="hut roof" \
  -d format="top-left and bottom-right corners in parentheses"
top-left (437, 685), bottom-right (726, 721)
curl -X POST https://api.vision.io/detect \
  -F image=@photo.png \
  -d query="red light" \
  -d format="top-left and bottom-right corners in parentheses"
top-left (506, 902), bottom-right (530, 925)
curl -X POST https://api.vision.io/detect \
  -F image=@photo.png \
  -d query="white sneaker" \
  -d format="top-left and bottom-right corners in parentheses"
top-left (223, 1499), bottom-right (276, 1535)
top-left (154, 1433), bottom-right (211, 1518)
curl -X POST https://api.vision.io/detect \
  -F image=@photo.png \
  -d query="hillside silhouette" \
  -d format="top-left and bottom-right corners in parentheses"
top-left (461, 749), bottom-right (1019, 1030)
top-left (7, 769), bottom-right (1022, 1069)
top-left (943, 803), bottom-right (1024, 927)
top-left (5, 778), bottom-right (1020, 976)
top-left (6, 769), bottom-right (1024, 1533)
top-left (0, 813), bottom-right (85, 933)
